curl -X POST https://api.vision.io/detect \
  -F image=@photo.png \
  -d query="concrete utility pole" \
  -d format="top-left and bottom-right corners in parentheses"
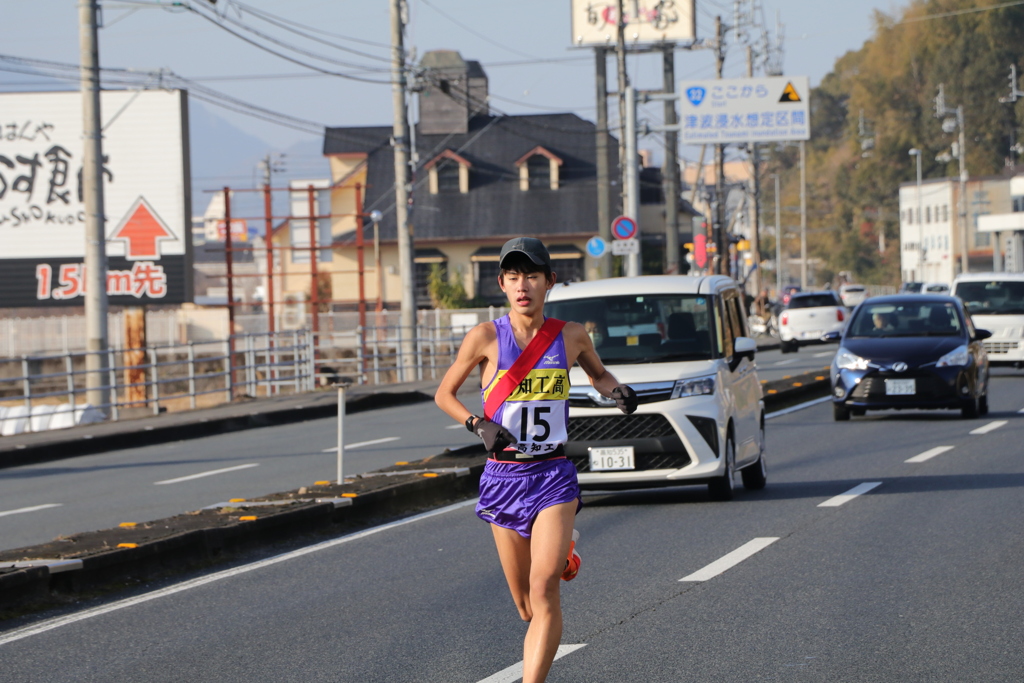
top-left (714, 16), bottom-right (727, 275)
top-left (747, 44), bottom-right (761, 295)
top-left (936, 84), bottom-right (969, 275)
top-left (624, 85), bottom-right (640, 277)
top-left (909, 148), bottom-right (923, 281)
top-left (799, 140), bottom-right (807, 289)
top-left (662, 46), bottom-right (680, 274)
top-left (773, 173), bottom-right (782, 294)
top-left (79, 0), bottom-right (110, 411)
top-left (615, 0), bottom-right (632, 276)
top-left (390, 0), bottom-right (415, 380)
top-left (594, 47), bottom-right (612, 278)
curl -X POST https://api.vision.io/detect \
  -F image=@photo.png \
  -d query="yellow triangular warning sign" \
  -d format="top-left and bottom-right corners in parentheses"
top-left (779, 81), bottom-right (801, 103)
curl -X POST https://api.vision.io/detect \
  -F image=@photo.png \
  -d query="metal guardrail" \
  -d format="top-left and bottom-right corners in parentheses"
top-left (0, 330), bottom-right (315, 433)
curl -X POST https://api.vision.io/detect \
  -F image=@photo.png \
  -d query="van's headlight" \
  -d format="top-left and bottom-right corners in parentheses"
top-left (937, 345), bottom-right (970, 367)
top-left (835, 348), bottom-right (870, 370)
top-left (671, 375), bottom-right (715, 399)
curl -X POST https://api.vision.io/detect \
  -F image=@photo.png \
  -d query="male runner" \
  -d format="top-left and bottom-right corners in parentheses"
top-left (435, 237), bottom-right (637, 683)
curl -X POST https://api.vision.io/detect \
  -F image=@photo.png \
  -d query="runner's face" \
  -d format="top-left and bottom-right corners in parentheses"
top-left (500, 270), bottom-right (553, 314)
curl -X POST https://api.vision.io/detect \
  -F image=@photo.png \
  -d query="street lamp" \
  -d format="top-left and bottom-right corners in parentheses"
top-left (369, 210), bottom-right (384, 312)
top-left (909, 148), bottom-right (923, 282)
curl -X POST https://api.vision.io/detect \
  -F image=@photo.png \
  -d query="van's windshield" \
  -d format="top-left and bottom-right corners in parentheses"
top-left (955, 281), bottom-right (1024, 315)
top-left (546, 294), bottom-right (714, 364)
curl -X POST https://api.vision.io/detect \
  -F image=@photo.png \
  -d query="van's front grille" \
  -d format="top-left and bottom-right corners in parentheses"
top-left (984, 340), bottom-right (1019, 354)
top-left (567, 414), bottom-right (677, 441)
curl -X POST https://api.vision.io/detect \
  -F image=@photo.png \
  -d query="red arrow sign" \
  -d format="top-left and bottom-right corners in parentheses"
top-left (110, 197), bottom-right (176, 260)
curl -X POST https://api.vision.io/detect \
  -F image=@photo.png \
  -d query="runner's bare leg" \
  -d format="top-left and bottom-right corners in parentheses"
top-left (491, 524), bottom-right (534, 622)
top-left (522, 501), bottom-right (576, 683)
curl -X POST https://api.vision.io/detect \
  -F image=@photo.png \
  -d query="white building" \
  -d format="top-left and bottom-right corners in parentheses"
top-left (977, 174), bottom-right (1024, 273)
top-left (899, 174), bottom-right (1007, 285)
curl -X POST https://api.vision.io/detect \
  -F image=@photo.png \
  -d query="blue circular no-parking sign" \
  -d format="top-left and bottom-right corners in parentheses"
top-left (586, 236), bottom-right (607, 258)
top-left (611, 215), bottom-right (637, 240)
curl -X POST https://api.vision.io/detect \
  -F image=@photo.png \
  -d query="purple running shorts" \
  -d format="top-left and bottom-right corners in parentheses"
top-left (475, 458), bottom-right (581, 538)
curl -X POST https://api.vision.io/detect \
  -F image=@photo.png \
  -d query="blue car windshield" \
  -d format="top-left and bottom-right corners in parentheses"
top-left (848, 301), bottom-right (963, 337)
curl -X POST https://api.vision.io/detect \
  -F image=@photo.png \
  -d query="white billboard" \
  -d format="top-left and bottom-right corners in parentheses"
top-left (570, 0), bottom-right (696, 46)
top-left (677, 76), bottom-right (811, 144)
top-left (0, 89), bottom-right (192, 306)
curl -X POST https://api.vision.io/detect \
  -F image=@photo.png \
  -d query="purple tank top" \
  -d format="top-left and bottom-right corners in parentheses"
top-left (481, 315), bottom-right (570, 458)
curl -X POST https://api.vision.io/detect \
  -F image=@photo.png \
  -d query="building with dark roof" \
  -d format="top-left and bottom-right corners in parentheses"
top-left (271, 50), bottom-right (693, 310)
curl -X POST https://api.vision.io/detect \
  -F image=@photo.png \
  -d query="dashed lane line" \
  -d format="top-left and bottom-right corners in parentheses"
top-left (970, 420), bottom-right (1008, 435)
top-left (818, 482), bottom-right (882, 507)
top-left (0, 503), bottom-right (62, 518)
top-left (153, 463), bottom-right (259, 485)
top-left (765, 396), bottom-right (831, 419)
top-left (905, 446), bottom-right (955, 463)
top-left (445, 424), bottom-right (464, 430)
top-left (813, 351), bottom-right (834, 358)
top-left (0, 498), bottom-right (479, 647)
top-left (322, 436), bottom-right (401, 452)
top-left (476, 644), bottom-right (587, 683)
top-left (772, 359), bottom-right (797, 366)
top-left (680, 537), bottom-right (779, 582)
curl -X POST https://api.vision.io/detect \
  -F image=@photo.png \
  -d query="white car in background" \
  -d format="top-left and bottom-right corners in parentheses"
top-left (778, 290), bottom-right (847, 353)
top-left (839, 283), bottom-right (868, 308)
top-left (952, 272), bottom-right (1024, 368)
top-left (545, 275), bottom-right (767, 501)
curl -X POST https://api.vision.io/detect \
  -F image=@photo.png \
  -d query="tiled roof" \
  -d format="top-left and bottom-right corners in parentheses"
top-left (324, 113), bottom-right (620, 243)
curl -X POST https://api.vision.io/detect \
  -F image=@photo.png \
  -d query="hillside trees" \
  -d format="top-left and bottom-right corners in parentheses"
top-left (765, 0), bottom-right (1024, 286)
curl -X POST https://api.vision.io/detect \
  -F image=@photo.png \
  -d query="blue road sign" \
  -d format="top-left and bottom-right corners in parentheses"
top-left (586, 236), bottom-right (607, 258)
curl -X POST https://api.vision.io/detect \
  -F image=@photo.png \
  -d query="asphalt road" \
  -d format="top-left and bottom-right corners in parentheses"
top-left (3, 369), bottom-right (1023, 681)
top-left (0, 346), bottom-right (817, 553)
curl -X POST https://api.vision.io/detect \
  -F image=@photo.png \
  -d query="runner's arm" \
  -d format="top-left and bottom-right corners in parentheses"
top-left (435, 323), bottom-right (493, 426)
top-left (566, 322), bottom-right (621, 397)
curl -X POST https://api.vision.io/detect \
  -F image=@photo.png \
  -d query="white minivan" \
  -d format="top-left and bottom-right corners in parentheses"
top-left (545, 275), bottom-right (766, 501)
top-left (952, 272), bottom-right (1024, 368)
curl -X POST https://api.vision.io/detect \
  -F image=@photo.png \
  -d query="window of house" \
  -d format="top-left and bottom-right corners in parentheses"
top-left (975, 231), bottom-right (990, 247)
top-left (475, 261), bottom-right (504, 302)
top-left (1014, 196), bottom-right (1024, 212)
top-left (415, 261), bottom-right (443, 306)
top-left (436, 160), bottom-right (460, 193)
top-left (942, 205), bottom-right (949, 222)
top-left (527, 156), bottom-right (550, 189)
top-left (926, 206), bottom-right (931, 223)
top-left (554, 258), bottom-right (583, 283)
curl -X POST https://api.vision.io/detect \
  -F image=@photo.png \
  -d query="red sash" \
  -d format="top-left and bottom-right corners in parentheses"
top-left (483, 318), bottom-right (566, 421)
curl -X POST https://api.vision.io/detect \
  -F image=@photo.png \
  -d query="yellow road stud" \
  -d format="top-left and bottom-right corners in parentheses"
top-left (119, 522), bottom-right (137, 528)
top-left (239, 515), bottom-right (257, 521)
top-left (117, 543), bottom-right (138, 549)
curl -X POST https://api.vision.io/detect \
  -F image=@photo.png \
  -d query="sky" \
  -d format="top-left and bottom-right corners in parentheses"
top-left (0, 1), bottom-right (901, 179)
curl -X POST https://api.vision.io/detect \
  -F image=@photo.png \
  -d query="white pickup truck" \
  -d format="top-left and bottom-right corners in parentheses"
top-left (778, 290), bottom-right (848, 353)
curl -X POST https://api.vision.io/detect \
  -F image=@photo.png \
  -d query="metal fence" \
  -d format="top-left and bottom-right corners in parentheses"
top-left (0, 330), bottom-right (315, 433)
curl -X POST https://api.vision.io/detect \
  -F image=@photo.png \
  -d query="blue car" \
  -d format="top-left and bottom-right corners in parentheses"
top-left (827, 295), bottom-right (991, 421)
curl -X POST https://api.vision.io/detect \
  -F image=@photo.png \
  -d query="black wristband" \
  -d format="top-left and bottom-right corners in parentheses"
top-left (465, 415), bottom-right (479, 433)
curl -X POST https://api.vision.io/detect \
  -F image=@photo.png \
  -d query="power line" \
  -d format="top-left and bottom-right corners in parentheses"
top-left (894, 0), bottom-right (1024, 25)
top-left (418, 0), bottom-right (541, 60)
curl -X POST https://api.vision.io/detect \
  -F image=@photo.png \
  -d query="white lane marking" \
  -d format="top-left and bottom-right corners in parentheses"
top-left (477, 644), bottom-right (587, 683)
top-left (445, 424), bottom-right (464, 430)
top-left (813, 351), bottom-right (834, 358)
top-left (153, 463), bottom-right (259, 485)
top-left (772, 359), bottom-right (796, 366)
top-left (818, 482), bottom-right (882, 507)
top-left (905, 446), bottom-right (954, 463)
top-left (0, 498), bottom-right (479, 647)
top-left (680, 537), bottom-right (779, 582)
top-left (765, 396), bottom-right (831, 420)
top-left (0, 503), bottom-right (62, 519)
top-left (970, 420), bottom-right (1007, 435)
top-left (321, 436), bottom-right (401, 452)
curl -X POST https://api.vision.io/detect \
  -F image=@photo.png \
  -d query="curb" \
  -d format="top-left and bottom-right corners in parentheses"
top-left (0, 389), bottom-right (433, 471)
top-left (0, 377), bottom-right (830, 616)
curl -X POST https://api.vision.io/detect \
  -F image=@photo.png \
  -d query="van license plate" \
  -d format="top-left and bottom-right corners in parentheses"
top-left (589, 447), bottom-right (635, 471)
top-left (885, 379), bottom-right (916, 395)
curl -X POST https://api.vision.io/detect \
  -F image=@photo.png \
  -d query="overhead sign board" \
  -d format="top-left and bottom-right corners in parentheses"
top-left (570, 0), bottom-right (696, 46)
top-left (677, 76), bottom-right (811, 144)
top-left (0, 89), bottom-right (192, 307)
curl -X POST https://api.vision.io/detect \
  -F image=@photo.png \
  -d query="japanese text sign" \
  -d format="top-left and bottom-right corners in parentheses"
top-left (677, 76), bottom-right (811, 144)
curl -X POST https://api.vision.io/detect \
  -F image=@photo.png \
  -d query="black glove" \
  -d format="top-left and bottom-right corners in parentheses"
top-left (611, 385), bottom-right (638, 414)
top-left (473, 418), bottom-right (519, 453)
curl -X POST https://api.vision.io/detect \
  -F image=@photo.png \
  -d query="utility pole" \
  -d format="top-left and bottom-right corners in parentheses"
top-left (615, 0), bottom-right (630, 276)
top-left (773, 173), bottom-right (782, 294)
top-left (390, 0), bottom-right (415, 380)
top-left (998, 64), bottom-right (1024, 167)
top-left (79, 0), bottom-right (109, 411)
top-left (594, 47), bottom-right (612, 278)
top-left (624, 85), bottom-right (640, 277)
top-left (714, 16), bottom-right (727, 275)
top-left (747, 44), bottom-right (761, 295)
top-left (799, 140), bottom-right (807, 289)
top-left (936, 84), bottom-right (969, 275)
top-left (662, 45), bottom-right (680, 274)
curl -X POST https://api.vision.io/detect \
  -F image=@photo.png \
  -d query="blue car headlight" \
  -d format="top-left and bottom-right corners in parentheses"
top-left (835, 348), bottom-right (870, 370)
top-left (936, 345), bottom-right (970, 367)
top-left (671, 375), bottom-right (715, 399)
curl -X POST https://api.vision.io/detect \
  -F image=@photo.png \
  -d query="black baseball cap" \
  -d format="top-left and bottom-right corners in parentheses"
top-left (499, 237), bottom-right (551, 269)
